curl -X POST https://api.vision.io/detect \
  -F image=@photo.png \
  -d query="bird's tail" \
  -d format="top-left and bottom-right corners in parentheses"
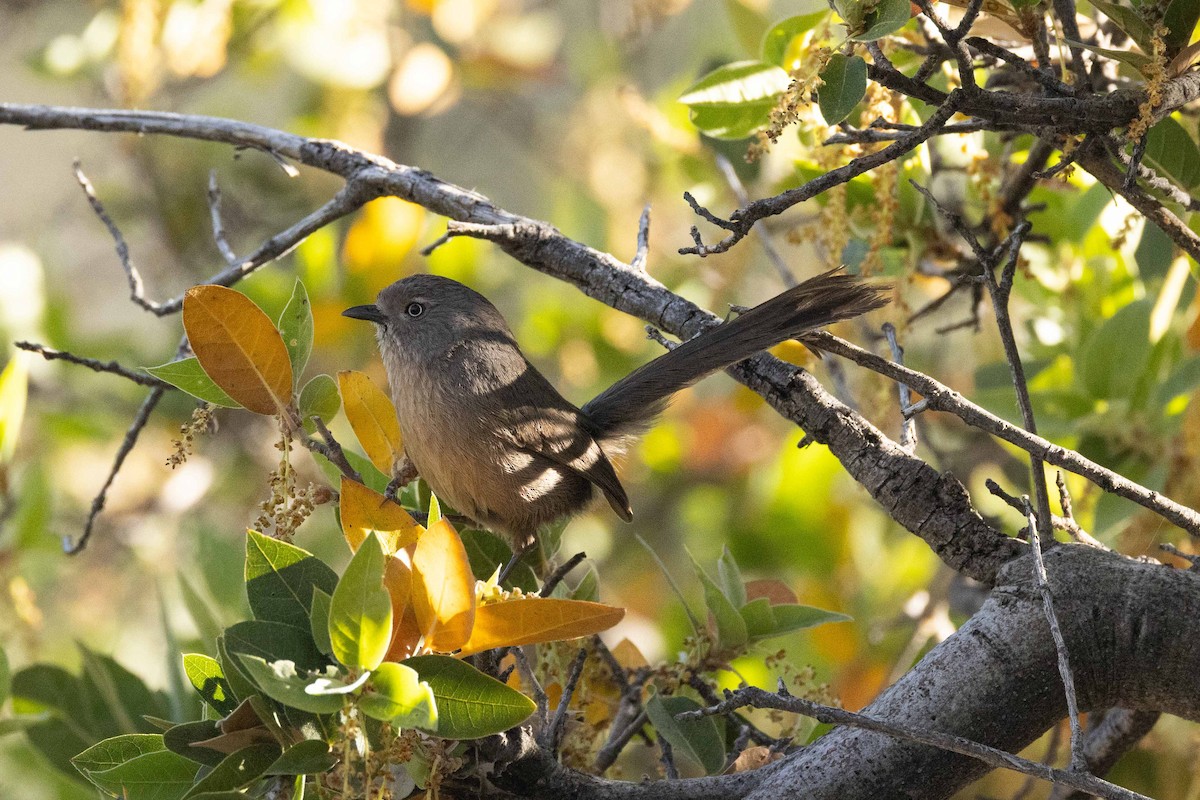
top-left (580, 268), bottom-right (889, 442)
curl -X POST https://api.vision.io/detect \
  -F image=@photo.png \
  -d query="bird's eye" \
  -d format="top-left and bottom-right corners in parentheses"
top-left (406, 302), bottom-right (424, 318)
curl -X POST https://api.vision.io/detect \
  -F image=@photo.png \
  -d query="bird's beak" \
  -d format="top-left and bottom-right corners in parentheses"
top-left (342, 304), bottom-right (386, 324)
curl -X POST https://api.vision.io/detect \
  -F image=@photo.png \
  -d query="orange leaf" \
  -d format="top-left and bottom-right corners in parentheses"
top-left (339, 477), bottom-right (421, 553)
top-left (609, 637), bottom-right (649, 670)
top-left (384, 554), bottom-right (422, 661)
top-left (412, 518), bottom-right (476, 652)
top-left (457, 598), bottom-right (625, 657)
top-left (745, 579), bottom-right (798, 606)
top-left (183, 285), bottom-right (293, 415)
top-left (337, 370), bottom-right (404, 474)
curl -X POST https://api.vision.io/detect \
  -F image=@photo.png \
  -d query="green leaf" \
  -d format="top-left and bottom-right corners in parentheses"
top-left (278, 280), bottom-right (314, 388)
top-left (183, 654), bottom-right (238, 716)
top-left (235, 656), bottom-right (343, 715)
top-left (298, 374), bottom-right (340, 421)
top-left (570, 564), bottom-right (600, 603)
top-left (1063, 39), bottom-right (1155, 75)
top-left (329, 532), bottom-right (393, 670)
top-left (73, 734), bottom-right (201, 799)
top-left (460, 528), bottom-right (537, 591)
top-left (739, 597), bottom-right (777, 638)
top-left (25, 718), bottom-right (92, 776)
top-left (145, 357), bottom-right (241, 408)
top-left (1163, 0), bottom-right (1200, 54)
top-left (224, 620), bottom-right (326, 672)
top-left (78, 645), bottom-right (168, 737)
top-left (359, 662), bottom-right (437, 728)
top-left (313, 448), bottom-right (391, 495)
top-left (1080, 299), bottom-right (1155, 400)
top-left (310, 587), bottom-right (334, 656)
top-left (216, 635), bottom-right (259, 705)
top-left (1088, 0), bottom-right (1157, 52)
top-left (163, 720), bottom-right (227, 767)
top-left (403, 655), bottom-right (535, 739)
top-left (852, 0), bottom-right (912, 40)
top-left (1144, 116), bottom-right (1200, 189)
top-left (833, 0), bottom-right (865, 32)
top-left (263, 739), bottom-right (337, 776)
top-left (10, 663), bottom-right (81, 718)
top-left (644, 692), bottom-right (726, 775)
top-left (1154, 354), bottom-right (1200, 410)
top-left (758, 604), bottom-right (852, 638)
top-left (680, 60), bottom-right (792, 140)
top-left (184, 742), bottom-right (280, 798)
top-left (818, 54), bottom-right (867, 125)
top-left (761, 12), bottom-right (829, 67)
top-left (245, 529), bottom-right (338, 629)
top-left (692, 556), bottom-right (748, 651)
top-left (716, 547), bottom-right (746, 609)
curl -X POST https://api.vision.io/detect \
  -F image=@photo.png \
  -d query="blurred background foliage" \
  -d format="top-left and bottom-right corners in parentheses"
top-left (1, 0), bottom-right (1199, 797)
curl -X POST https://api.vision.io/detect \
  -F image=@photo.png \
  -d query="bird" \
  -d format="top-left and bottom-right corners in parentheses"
top-left (343, 269), bottom-right (888, 557)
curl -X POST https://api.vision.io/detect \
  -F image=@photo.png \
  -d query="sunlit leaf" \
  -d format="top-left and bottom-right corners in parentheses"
top-left (457, 598), bottom-right (625, 657)
top-left (818, 53), bottom-right (867, 125)
top-left (183, 285), bottom-right (293, 415)
top-left (278, 279), bottom-right (313, 386)
top-left (0, 352), bottom-right (29, 462)
top-left (645, 692), bottom-right (725, 775)
top-left (761, 12), bottom-right (829, 67)
top-left (403, 655), bottom-right (534, 739)
top-left (329, 532), bottom-right (393, 670)
top-left (183, 654), bottom-right (238, 716)
top-left (339, 477), bottom-right (421, 553)
top-left (679, 60), bottom-right (792, 140)
top-left (412, 518), bottom-right (476, 653)
top-left (235, 656), bottom-right (343, 715)
top-left (337, 370), bottom-right (404, 474)
top-left (298, 373), bottom-right (340, 421)
top-left (244, 529), bottom-right (338, 629)
top-left (359, 661), bottom-right (437, 728)
top-left (149, 338), bottom-right (249, 421)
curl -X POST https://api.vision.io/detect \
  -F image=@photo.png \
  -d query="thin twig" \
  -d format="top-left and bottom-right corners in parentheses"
top-left (630, 204), bottom-right (651, 272)
top-left (1023, 496), bottom-right (1087, 772)
top-left (67, 387), bottom-right (166, 553)
top-left (512, 648), bottom-right (548, 725)
top-left (539, 551), bottom-right (588, 598)
top-left (810, 330), bottom-right (1200, 537)
top-left (712, 153), bottom-right (794, 284)
top-left (16, 341), bottom-right (170, 388)
top-left (73, 160), bottom-right (158, 314)
top-left (207, 170), bottom-right (239, 266)
top-left (681, 684), bottom-right (1151, 800)
top-left (882, 324), bottom-right (918, 452)
top-left (544, 649), bottom-right (588, 753)
top-left (658, 733), bottom-right (680, 780)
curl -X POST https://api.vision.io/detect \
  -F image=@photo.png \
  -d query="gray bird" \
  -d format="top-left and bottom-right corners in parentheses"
top-left (343, 269), bottom-right (888, 554)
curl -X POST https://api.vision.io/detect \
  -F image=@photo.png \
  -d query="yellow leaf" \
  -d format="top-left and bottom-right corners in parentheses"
top-left (457, 598), bottom-right (626, 658)
top-left (610, 638), bottom-right (649, 670)
top-left (0, 352), bottom-right (29, 463)
top-left (412, 518), bottom-right (476, 653)
top-left (337, 370), bottom-right (404, 474)
top-left (384, 554), bottom-right (423, 662)
top-left (183, 285), bottom-right (293, 415)
top-left (339, 477), bottom-right (421, 553)
top-left (342, 197), bottom-right (424, 291)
